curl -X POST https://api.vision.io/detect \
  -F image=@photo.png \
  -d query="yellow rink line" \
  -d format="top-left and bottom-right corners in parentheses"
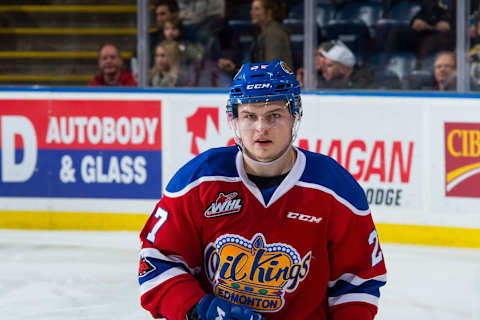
top-left (0, 210), bottom-right (479, 249)
top-left (0, 75), bottom-right (92, 82)
top-left (0, 5), bottom-right (143, 13)
top-left (0, 51), bottom-right (132, 58)
top-left (0, 210), bottom-right (148, 231)
top-left (376, 223), bottom-right (480, 249)
top-left (0, 28), bottom-right (156, 35)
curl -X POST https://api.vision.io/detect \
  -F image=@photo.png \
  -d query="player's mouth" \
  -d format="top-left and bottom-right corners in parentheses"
top-left (255, 138), bottom-right (272, 146)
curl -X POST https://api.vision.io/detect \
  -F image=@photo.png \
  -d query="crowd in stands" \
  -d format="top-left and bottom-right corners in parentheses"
top-left (88, 0), bottom-right (480, 91)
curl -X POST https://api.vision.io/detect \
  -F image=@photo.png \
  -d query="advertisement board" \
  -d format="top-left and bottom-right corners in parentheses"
top-left (0, 98), bottom-right (162, 199)
top-left (161, 95), bottom-right (422, 213)
top-left (0, 90), bottom-right (479, 247)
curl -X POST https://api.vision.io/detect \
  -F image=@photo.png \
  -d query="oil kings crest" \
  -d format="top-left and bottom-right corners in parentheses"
top-left (204, 233), bottom-right (312, 312)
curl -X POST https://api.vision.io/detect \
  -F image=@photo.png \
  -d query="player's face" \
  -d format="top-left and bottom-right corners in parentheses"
top-left (236, 100), bottom-right (294, 162)
top-left (99, 45), bottom-right (123, 76)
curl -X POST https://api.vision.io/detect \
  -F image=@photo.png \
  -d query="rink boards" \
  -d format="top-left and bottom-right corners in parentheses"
top-left (1, 89), bottom-right (480, 248)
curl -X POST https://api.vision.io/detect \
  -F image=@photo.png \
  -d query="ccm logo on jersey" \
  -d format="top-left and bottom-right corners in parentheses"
top-left (246, 83), bottom-right (271, 89)
top-left (287, 212), bottom-right (323, 223)
top-left (204, 192), bottom-right (243, 218)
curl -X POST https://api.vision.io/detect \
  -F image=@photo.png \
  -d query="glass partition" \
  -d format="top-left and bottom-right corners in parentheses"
top-left (0, 0), bottom-right (137, 87)
top-left (0, 0), bottom-right (478, 92)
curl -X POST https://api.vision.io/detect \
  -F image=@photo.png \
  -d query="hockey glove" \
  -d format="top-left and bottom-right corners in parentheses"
top-left (188, 294), bottom-right (264, 320)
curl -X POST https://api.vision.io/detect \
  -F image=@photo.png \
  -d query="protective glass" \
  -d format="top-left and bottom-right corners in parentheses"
top-left (232, 99), bottom-right (293, 131)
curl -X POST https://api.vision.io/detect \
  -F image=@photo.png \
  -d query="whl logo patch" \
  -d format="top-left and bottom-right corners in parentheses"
top-left (138, 257), bottom-right (155, 277)
top-left (204, 192), bottom-right (243, 218)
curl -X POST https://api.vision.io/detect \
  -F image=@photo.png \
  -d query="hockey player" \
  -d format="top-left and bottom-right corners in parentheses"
top-left (138, 60), bottom-right (387, 320)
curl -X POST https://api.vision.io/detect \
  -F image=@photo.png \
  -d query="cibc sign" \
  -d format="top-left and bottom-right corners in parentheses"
top-left (444, 122), bottom-right (480, 198)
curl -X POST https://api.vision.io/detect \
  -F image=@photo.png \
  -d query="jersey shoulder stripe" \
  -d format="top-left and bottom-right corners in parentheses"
top-left (298, 148), bottom-right (369, 212)
top-left (165, 146), bottom-right (239, 194)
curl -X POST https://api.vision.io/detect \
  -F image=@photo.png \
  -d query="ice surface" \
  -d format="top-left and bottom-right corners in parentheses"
top-left (1, 230), bottom-right (479, 319)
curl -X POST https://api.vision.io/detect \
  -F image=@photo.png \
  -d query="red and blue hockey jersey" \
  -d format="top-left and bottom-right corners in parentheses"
top-left (138, 146), bottom-right (387, 320)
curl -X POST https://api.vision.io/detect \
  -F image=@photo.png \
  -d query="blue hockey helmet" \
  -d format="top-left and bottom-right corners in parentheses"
top-left (226, 60), bottom-right (302, 119)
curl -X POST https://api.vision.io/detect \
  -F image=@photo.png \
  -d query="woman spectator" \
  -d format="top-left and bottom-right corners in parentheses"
top-left (150, 40), bottom-right (192, 87)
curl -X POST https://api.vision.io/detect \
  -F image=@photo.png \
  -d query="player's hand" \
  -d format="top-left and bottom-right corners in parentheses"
top-left (194, 294), bottom-right (264, 320)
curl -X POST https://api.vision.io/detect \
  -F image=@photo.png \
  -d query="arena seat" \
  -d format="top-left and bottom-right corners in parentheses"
top-left (389, 0), bottom-right (421, 23)
top-left (323, 20), bottom-right (371, 65)
top-left (369, 53), bottom-right (416, 89)
top-left (336, 1), bottom-right (383, 33)
top-left (284, 3), bottom-right (304, 35)
top-left (228, 3), bottom-right (255, 36)
top-left (408, 69), bottom-right (434, 90)
top-left (374, 1), bottom-right (421, 52)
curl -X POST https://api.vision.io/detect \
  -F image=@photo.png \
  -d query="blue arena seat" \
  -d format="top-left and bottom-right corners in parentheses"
top-left (373, 1), bottom-right (420, 53)
top-left (284, 3), bottom-right (304, 35)
top-left (238, 34), bottom-right (254, 63)
top-left (408, 69), bottom-right (434, 90)
top-left (228, 3), bottom-right (255, 36)
top-left (374, 69), bottom-right (402, 89)
top-left (368, 53), bottom-right (416, 88)
top-left (389, 0), bottom-right (421, 23)
top-left (323, 20), bottom-right (371, 65)
top-left (316, 3), bottom-right (335, 28)
top-left (290, 34), bottom-right (304, 70)
top-left (336, 1), bottom-right (383, 31)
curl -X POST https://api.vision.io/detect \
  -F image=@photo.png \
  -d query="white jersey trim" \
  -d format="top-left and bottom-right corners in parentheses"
top-left (140, 267), bottom-right (187, 295)
top-left (328, 273), bottom-right (387, 287)
top-left (163, 176), bottom-right (241, 198)
top-left (328, 292), bottom-right (379, 307)
top-left (236, 147), bottom-right (306, 208)
top-left (139, 247), bottom-right (199, 275)
top-left (296, 181), bottom-right (370, 216)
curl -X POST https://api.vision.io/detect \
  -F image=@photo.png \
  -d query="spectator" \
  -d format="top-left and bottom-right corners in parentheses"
top-left (163, 16), bottom-right (205, 67)
top-left (318, 40), bottom-right (375, 89)
top-left (249, 0), bottom-right (293, 67)
top-left (385, 0), bottom-right (479, 67)
top-left (432, 51), bottom-right (456, 91)
top-left (296, 41), bottom-right (331, 88)
top-left (218, 0), bottom-right (293, 76)
top-left (177, 0), bottom-right (225, 43)
top-left (471, 10), bottom-right (480, 47)
top-left (89, 43), bottom-right (136, 87)
top-left (130, 0), bottom-right (179, 75)
top-left (151, 0), bottom-right (180, 50)
top-left (470, 44), bottom-right (480, 90)
top-left (150, 40), bottom-right (193, 87)
top-left (162, 15), bottom-right (221, 86)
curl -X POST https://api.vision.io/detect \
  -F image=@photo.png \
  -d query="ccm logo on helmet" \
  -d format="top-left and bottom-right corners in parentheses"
top-left (287, 212), bottom-right (323, 223)
top-left (246, 83), bottom-right (271, 89)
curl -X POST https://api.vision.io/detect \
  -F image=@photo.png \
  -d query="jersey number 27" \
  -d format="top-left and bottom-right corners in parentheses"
top-left (368, 229), bottom-right (383, 267)
top-left (146, 207), bottom-right (168, 243)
